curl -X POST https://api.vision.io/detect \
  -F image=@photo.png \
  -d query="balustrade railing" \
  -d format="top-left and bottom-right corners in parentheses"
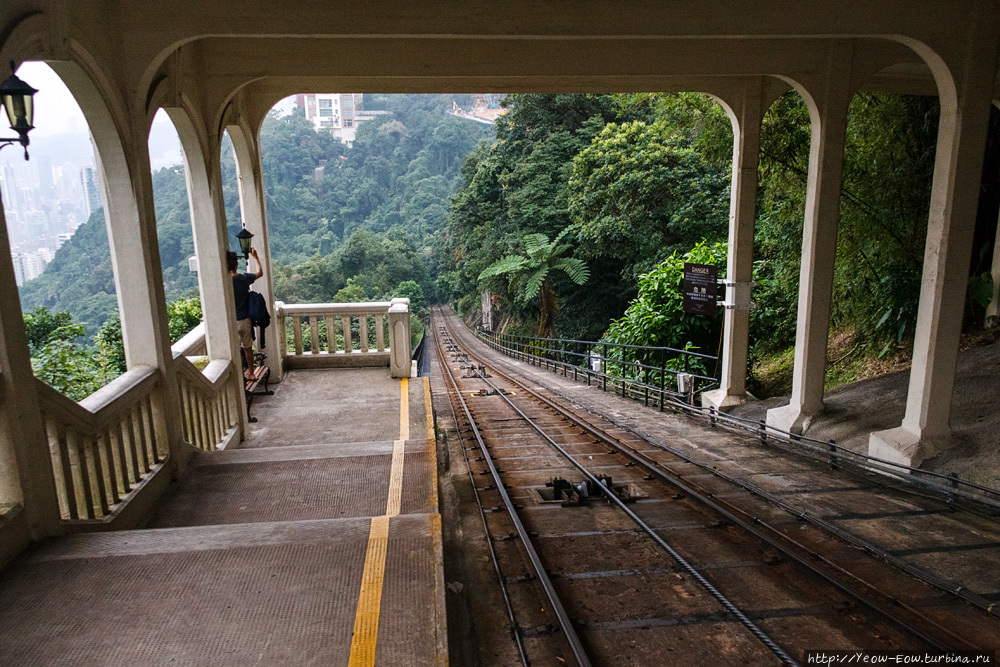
top-left (172, 322), bottom-right (208, 357)
top-left (171, 324), bottom-right (239, 452)
top-left (35, 367), bottom-right (166, 521)
top-left (174, 357), bottom-right (239, 451)
top-left (276, 299), bottom-right (412, 377)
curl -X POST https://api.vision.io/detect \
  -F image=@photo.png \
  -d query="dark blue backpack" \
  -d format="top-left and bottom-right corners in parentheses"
top-left (248, 291), bottom-right (270, 328)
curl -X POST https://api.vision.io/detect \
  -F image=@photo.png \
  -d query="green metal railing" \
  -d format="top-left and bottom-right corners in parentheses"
top-left (475, 329), bottom-right (719, 410)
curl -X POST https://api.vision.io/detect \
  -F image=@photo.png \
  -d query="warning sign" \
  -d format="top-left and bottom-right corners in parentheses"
top-left (683, 263), bottom-right (718, 317)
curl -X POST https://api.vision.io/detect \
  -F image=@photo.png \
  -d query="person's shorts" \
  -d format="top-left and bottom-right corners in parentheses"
top-left (237, 318), bottom-right (253, 348)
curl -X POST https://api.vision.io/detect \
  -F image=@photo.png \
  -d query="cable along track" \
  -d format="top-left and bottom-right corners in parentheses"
top-left (434, 308), bottom-right (1000, 666)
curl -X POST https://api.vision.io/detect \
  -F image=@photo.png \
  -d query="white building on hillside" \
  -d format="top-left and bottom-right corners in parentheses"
top-left (295, 93), bottom-right (384, 146)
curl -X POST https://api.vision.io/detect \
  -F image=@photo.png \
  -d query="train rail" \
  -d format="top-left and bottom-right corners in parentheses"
top-left (433, 307), bottom-right (1000, 666)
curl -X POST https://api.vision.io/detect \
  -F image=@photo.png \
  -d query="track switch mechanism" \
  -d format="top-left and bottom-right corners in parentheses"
top-left (542, 475), bottom-right (641, 506)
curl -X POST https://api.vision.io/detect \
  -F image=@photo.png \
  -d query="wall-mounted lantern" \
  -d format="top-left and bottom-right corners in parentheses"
top-left (0, 62), bottom-right (37, 161)
top-left (236, 226), bottom-right (254, 259)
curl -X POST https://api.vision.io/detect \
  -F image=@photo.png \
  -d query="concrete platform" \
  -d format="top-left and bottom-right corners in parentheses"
top-left (244, 368), bottom-right (429, 447)
top-left (0, 369), bottom-right (445, 666)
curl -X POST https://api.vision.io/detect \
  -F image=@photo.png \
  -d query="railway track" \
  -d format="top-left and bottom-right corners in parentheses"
top-left (433, 307), bottom-right (1000, 666)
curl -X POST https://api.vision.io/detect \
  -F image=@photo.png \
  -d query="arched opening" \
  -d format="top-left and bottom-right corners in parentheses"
top-left (147, 109), bottom-right (202, 351)
top-left (2, 61), bottom-right (121, 401)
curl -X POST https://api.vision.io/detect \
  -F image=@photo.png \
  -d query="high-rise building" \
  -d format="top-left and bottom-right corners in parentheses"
top-left (81, 166), bottom-right (102, 218)
top-left (295, 93), bottom-right (378, 146)
top-left (12, 249), bottom-right (51, 286)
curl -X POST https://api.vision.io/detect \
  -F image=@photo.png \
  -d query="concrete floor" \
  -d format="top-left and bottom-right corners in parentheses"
top-left (731, 340), bottom-right (1000, 486)
top-left (0, 368), bottom-right (447, 666)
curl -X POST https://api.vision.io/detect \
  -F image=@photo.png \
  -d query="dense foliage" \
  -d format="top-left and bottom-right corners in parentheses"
top-left (605, 241), bottom-right (727, 355)
top-left (443, 91), bottom-right (999, 395)
top-left (479, 227), bottom-right (590, 335)
top-left (13, 91), bottom-right (1000, 403)
top-left (16, 94), bottom-right (483, 398)
top-left (19, 95), bottom-right (486, 338)
top-left (441, 93), bottom-right (732, 340)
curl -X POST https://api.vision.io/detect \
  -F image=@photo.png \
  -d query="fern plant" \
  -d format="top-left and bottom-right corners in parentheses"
top-left (479, 227), bottom-right (590, 335)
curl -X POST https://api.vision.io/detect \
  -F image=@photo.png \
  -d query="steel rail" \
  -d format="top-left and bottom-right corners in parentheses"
top-left (433, 328), bottom-right (531, 667)
top-left (447, 317), bottom-right (982, 653)
top-left (436, 329), bottom-right (594, 667)
top-left (438, 314), bottom-right (799, 664)
top-left (458, 365), bottom-right (801, 666)
top-left (512, 366), bottom-right (1000, 620)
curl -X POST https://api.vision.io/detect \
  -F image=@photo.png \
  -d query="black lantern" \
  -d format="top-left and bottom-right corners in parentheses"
top-left (236, 226), bottom-right (254, 259)
top-left (0, 61), bottom-right (37, 161)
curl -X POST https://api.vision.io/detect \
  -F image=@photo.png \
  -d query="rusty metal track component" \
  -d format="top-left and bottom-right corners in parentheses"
top-left (479, 340), bottom-right (1000, 624)
top-left (470, 366), bottom-right (970, 653)
top-left (436, 331), bottom-right (531, 666)
top-left (438, 307), bottom-right (997, 656)
top-left (465, 367), bottom-right (800, 665)
top-left (436, 328), bottom-right (593, 667)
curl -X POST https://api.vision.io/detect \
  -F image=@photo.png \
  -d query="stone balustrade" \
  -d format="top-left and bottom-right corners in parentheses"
top-left (35, 367), bottom-right (167, 522)
top-left (276, 299), bottom-right (411, 377)
top-left (170, 324), bottom-right (241, 452)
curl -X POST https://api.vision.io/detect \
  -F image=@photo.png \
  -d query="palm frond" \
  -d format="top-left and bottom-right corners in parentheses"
top-left (553, 257), bottom-right (590, 285)
top-left (522, 233), bottom-right (551, 257)
top-left (479, 255), bottom-right (528, 280)
top-left (522, 266), bottom-right (550, 302)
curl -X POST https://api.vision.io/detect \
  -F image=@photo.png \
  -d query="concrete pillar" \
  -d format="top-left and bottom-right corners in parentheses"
top-left (986, 204), bottom-right (1000, 327)
top-left (0, 194), bottom-right (62, 539)
top-left (168, 110), bottom-right (249, 442)
top-left (767, 58), bottom-right (853, 434)
top-left (389, 298), bottom-right (412, 378)
top-left (99, 124), bottom-right (188, 470)
top-left (702, 79), bottom-right (766, 411)
top-left (869, 40), bottom-right (998, 467)
top-left (229, 124), bottom-right (282, 382)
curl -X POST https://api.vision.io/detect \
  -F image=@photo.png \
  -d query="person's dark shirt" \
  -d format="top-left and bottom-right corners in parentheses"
top-left (232, 273), bottom-right (257, 320)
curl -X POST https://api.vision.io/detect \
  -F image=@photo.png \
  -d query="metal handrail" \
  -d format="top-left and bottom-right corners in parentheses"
top-left (488, 331), bottom-right (719, 361)
top-left (475, 329), bottom-right (718, 405)
top-left (474, 327), bottom-right (1000, 510)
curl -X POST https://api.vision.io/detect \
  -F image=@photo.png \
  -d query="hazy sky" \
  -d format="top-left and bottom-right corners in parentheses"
top-left (7, 62), bottom-right (293, 168)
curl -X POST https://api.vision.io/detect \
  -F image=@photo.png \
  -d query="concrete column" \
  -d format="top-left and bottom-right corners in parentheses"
top-left (229, 125), bottom-right (282, 382)
top-left (767, 59), bottom-right (853, 434)
top-left (702, 80), bottom-right (766, 411)
top-left (389, 298), bottom-right (412, 378)
top-left (100, 125), bottom-right (188, 470)
top-left (0, 195), bottom-right (61, 539)
top-left (168, 110), bottom-right (249, 442)
top-left (869, 41), bottom-right (998, 467)
top-left (985, 204), bottom-right (1000, 327)
top-left (168, 112), bottom-right (241, 363)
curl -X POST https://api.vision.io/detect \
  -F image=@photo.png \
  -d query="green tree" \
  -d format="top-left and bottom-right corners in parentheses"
top-left (166, 297), bottom-right (203, 342)
top-left (94, 315), bottom-right (127, 375)
top-left (479, 227), bottom-right (589, 335)
top-left (31, 323), bottom-right (115, 401)
top-left (393, 280), bottom-right (426, 314)
top-left (604, 241), bottom-right (727, 363)
top-left (22, 306), bottom-right (74, 355)
top-left (569, 120), bottom-right (730, 279)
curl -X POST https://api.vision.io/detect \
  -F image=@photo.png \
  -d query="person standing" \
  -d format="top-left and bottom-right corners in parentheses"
top-left (228, 248), bottom-right (263, 380)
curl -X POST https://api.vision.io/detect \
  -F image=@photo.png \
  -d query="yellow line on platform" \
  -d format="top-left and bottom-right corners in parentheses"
top-left (347, 377), bottom-right (412, 666)
top-left (424, 377), bottom-right (439, 513)
top-left (423, 376), bottom-right (434, 440)
top-left (348, 515), bottom-right (390, 667)
top-left (386, 439), bottom-right (405, 517)
top-left (399, 378), bottom-right (410, 441)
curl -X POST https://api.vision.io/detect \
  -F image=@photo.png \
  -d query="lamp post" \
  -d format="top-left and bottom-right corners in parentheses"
top-left (236, 225), bottom-right (254, 259)
top-left (0, 62), bottom-right (37, 161)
